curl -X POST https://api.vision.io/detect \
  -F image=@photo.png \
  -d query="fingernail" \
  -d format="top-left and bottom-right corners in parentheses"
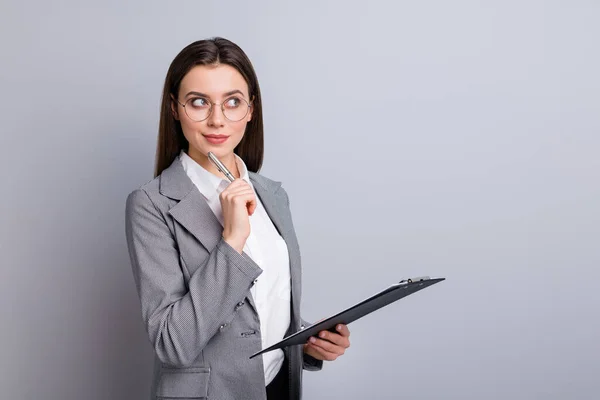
top-left (319, 332), bottom-right (326, 338)
top-left (309, 337), bottom-right (316, 343)
top-left (337, 325), bottom-right (342, 331)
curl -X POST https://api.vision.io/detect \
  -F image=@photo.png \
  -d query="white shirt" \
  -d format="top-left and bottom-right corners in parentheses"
top-left (180, 150), bottom-right (291, 385)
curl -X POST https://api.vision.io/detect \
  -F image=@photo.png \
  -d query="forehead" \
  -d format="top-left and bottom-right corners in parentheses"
top-left (179, 64), bottom-right (249, 97)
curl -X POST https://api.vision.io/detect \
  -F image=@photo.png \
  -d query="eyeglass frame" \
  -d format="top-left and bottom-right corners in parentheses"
top-left (172, 94), bottom-right (254, 122)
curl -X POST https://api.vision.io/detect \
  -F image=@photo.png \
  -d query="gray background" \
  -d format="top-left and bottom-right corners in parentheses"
top-left (1, 1), bottom-right (598, 399)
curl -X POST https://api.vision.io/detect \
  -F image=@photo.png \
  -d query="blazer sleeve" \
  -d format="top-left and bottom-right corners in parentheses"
top-left (278, 188), bottom-right (324, 371)
top-left (125, 188), bottom-right (262, 367)
top-left (281, 184), bottom-right (323, 371)
top-left (301, 319), bottom-right (324, 371)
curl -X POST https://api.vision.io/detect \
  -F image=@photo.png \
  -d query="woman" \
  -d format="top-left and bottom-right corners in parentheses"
top-left (125, 37), bottom-right (350, 400)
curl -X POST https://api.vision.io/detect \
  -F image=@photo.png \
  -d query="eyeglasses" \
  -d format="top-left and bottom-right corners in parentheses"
top-left (175, 95), bottom-right (252, 122)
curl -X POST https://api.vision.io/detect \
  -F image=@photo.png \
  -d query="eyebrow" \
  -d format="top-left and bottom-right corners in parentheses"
top-left (184, 89), bottom-right (245, 99)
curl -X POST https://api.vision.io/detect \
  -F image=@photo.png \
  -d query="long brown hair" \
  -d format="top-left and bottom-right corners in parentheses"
top-left (154, 37), bottom-right (264, 177)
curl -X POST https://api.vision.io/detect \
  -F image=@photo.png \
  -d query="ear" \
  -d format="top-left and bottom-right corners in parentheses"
top-left (170, 95), bottom-right (180, 120)
top-left (247, 96), bottom-right (254, 122)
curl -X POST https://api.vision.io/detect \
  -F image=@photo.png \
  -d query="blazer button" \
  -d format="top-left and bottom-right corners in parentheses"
top-left (253, 279), bottom-right (258, 284)
top-left (220, 323), bottom-right (227, 330)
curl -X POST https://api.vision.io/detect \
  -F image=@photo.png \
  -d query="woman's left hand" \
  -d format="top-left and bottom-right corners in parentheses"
top-left (303, 324), bottom-right (350, 361)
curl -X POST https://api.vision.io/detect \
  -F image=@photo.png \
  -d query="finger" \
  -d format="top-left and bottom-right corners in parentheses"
top-left (225, 178), bottom-right (248, 188)
top-left (231, 179), bottom-right (252, 190)
top-left (316, 330), bottom-right (350, 348)
top-left (223, 188), bottom-right (255, 198)
top-left (220, 192), bottom-right (254, 210)
top-left (308, 336), bottom-right (345, 355)
top-left (227, 192), bottom-right (256, 205)
top-left (219, 185), bottom-right (256, 216)
top-left (221, 180), bottom-right (250, 194)
top-left (309, 343), bottom-right (340, 361)
top-left (304, 343), bottom-right (339, 361)
top-left (223, 182), bottom-right (253, 194)
top-left (235, 194), bottom-right (257, 208)
top-left (303, 343), bottom-right (323, 360)
top-left (231, 192), bottom-right (257, 215)
top-left (335, 324), bottom-right (351, 338)
top-left (247, 200), bottom-right (257, 215)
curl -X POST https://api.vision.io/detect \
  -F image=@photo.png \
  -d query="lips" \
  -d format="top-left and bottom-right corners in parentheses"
top-left (203, 134), bottom-right (229, 144)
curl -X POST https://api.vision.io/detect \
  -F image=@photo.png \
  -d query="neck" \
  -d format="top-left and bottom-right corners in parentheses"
top-left (186, 147), bottom-right (241, 180)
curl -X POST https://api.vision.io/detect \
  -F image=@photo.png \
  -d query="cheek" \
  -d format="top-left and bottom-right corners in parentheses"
top-left (230, 120), bottom-right (249, 137)
top-left (180, 119), bottom-right (205, 140)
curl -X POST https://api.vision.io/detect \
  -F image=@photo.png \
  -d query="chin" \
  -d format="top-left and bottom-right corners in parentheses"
top-left (205, 147), bottom-right (234, 157)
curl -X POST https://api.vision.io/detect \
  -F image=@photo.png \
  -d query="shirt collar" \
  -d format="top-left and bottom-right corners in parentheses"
top-left (179, 150), bottom-right (251, 200)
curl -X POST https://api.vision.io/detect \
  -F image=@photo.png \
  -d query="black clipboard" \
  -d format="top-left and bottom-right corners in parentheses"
top-left (250, 276), bottom-right (445, 359)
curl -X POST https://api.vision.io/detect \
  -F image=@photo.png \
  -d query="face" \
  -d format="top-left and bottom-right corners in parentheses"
top-left (172, 64), bottom-right (253, 161)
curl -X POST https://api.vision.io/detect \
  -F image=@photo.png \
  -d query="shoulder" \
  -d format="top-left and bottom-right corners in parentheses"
top-left (248, 171), bottom-right (294, 210)
top-left (125, 177), bottom-right (161, 218)
top-left (125, 172), bottom-right (176, 218)
top-left (127, 155), bottom-right (190, 213)
top-left (127, 173), bottom-right (160, 200)
top-left (248, 171), bottom-right (284, 193)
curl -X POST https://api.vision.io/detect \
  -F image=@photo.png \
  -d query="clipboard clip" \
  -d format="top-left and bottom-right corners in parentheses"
top-left (400, 276), bottom-right (431, 284)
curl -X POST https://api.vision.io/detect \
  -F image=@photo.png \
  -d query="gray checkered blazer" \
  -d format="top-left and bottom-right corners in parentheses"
top-left (125, 157), bottom-right (322, 400)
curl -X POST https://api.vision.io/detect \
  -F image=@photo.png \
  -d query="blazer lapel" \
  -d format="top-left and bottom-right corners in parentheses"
top-left (249, 175), bottom-right (285, 238)
top-left (160, 158), bottom-right (223, 253)
top-left (250, 173), bottom-right (302, 322)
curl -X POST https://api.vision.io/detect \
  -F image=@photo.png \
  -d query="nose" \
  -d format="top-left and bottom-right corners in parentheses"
top-left (207, 104), bottom-right (225, 127)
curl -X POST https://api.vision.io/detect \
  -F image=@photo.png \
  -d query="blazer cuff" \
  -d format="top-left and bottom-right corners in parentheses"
top-left (216, 237), bottom-right (262, 281)
top-left (303, 352), bottom-right (323, 371)
top-left (300, 321), bottom-right (323, 371)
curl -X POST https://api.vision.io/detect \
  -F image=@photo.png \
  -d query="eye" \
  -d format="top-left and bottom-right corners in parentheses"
top-left (224, 96), bottom-right (242, 109)
top-left (190, 97), bottom-right (210, 108)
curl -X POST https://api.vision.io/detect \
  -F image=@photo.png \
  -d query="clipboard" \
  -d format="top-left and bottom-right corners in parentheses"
top-left (250, 276), bottom-right (445, 359)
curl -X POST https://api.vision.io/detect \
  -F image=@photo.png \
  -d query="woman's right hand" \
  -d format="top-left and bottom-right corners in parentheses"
top-left (220, 179), bottom-right (257, 254)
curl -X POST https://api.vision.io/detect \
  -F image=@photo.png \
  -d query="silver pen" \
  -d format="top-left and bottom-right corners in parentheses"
top-left (207, 151), bottom-right (236, 182)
